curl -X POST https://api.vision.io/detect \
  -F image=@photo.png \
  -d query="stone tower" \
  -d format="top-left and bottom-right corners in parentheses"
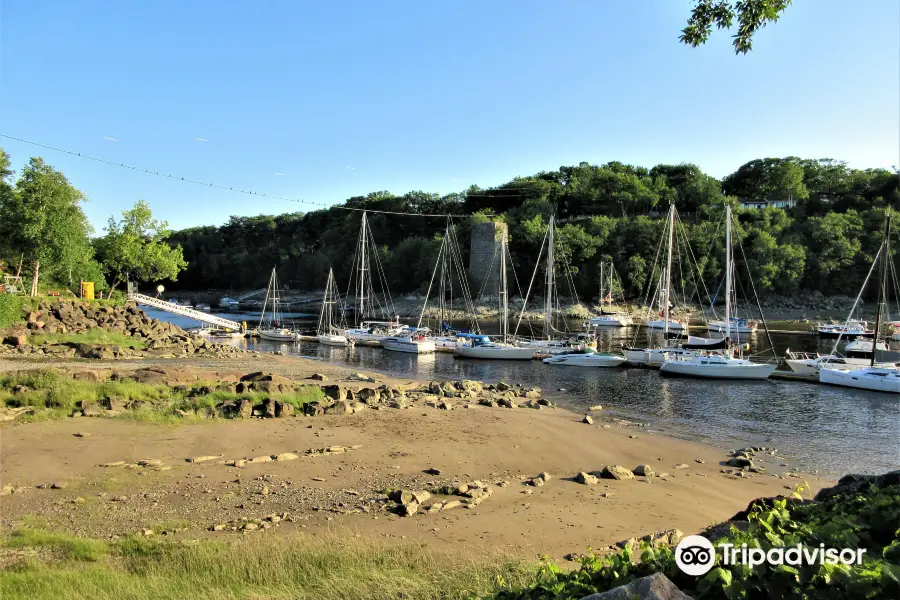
top-left (469, 221), bottom-right (508, 299)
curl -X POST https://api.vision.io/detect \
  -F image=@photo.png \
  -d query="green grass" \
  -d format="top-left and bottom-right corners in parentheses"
top-left (0, 296), bottom-right (33, 329)
top-left (29, 330), bottom-right (145, 350)
top-left (0, 529), bottom-right (538, 600)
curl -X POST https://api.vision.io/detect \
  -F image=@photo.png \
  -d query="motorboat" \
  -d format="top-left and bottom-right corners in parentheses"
top-left (516, 332), bottom-right (597, 355)
top-left (817, 319), bottom-right (873, 338)
top-left (380, 333), bottom-right (436, 354)
top-left (844, 338), bottom-right (888, 358)
top-left (784, 351), bottom-right (883, 375)
top-left (819, 366), bottom-right (900, 393)
top-left (317, 333), bottom-right (352, 347)
top-left (543, 351), bottom-right (626, 368)
top-left (454, 335), bottom-right (535, 360)
top-left (345, 320), bottom-right (409, 344)
top-left (660, 353), bottom-right (776, 380)
top-left (707, 317), bottom-right (757, 334)
top-left (623, 345), bottom-right (697, 367)
top-left (219, 297), bottom-right (240, 309)
top-left (195, 303), bottom-right (211, 312)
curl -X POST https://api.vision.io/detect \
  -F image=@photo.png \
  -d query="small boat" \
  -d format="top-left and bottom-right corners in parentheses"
top-left (817, 319), bottom-right (873, 338)
top-left (707, 317), bottom-right (757, 334)
top-left (346, 320), bottom-right (409, 344)
top-left (784, 351), bottom-right (881, 375)
top-left (623, 345), bottom-right (697, 367)
top-left (195, 303), bottom-right (211, 312)
top-left (316, 268), bottom-right (352, 347)
top-left (454, 336), bottom-right (535, 360)
top-left (590, 314), bottom-right (632, 327)
top-left (208, 329), bottom-right (244, 339)
top-left (516, 332), bottom-right (596, 355)
top-left (257, 268), bottom-right (299, 342)
top-left (660, 354), bottom-right (776, 380)
top-left (819, 366), bottom-right (900, 393)
top-left (380, 333), bottom-right (436, 354)
top-left (219, 297), bottom-right (240, 309)
top-left (647, 319), bottom-right (685, 331)
top-left (844, 338), bottom-right (888, 358)
top-left (591, 263), bottom-right (633, 326)
top-left (543, 351), bottom-right (626, 367)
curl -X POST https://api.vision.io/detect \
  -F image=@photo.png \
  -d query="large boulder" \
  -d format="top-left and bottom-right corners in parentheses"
top-left (322, 385), bottom-right (346, 401)
top-left (578, 573), bottom-right (692, 600)
top-left (601, 465), bottom-right (635, 480)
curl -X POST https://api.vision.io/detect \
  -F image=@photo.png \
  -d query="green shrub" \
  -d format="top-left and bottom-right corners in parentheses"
top-left (489, 484), bottom-right (900, 599)
top-left (0, 295), bottom-right (32, 329)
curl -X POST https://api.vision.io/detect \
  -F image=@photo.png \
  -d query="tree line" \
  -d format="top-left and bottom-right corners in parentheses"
top-left (1, 147), bottom-right (897, 304)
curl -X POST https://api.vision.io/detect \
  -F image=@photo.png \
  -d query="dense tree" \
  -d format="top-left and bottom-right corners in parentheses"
top-left (95, 200), bottom-right (188, 292)
top-left (0, 156), bottom-right (101, 295)
top-left (680, 0), bottom-right (793, 54)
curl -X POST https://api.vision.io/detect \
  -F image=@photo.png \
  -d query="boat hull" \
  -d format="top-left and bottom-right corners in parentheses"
top-left (454, 345), bottom-right (535, 360)
top-left (647, 320), bottom-right (684, 331)
top-left (543, 353), bottom-right (626, 367)
top-left (589, 316), bottom-right (631, 327)
top-left (819, 367), bottom-right (900, 393)
top-left (380, 337), bottom-right (436, 354)
top-left (660, 360), bottom-right (775, 380)
top-left (707, 322), bottom-right (756, 334)
top-left (258, 329), bottom-right (297, 342)
top-left (317, 334), bottom-right (351, 347)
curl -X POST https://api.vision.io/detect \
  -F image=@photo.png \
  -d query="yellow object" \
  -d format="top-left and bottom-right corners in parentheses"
top-left (80, 281), bottom-right (95, 300)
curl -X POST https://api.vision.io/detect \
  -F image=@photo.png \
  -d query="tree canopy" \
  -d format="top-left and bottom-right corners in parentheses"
top-left (680, 0), bottom-right (793, 54)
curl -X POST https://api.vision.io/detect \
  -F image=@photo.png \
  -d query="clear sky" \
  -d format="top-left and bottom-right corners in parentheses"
top-left (1, 0), bottom-right (898, 231)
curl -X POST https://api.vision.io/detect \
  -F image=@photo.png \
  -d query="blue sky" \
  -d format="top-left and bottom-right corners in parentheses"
top-left (1, 0), bottom-right (898, 231)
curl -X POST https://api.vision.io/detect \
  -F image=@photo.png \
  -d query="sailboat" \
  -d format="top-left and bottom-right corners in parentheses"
top-left (454, 231), bottom-right (535, 360)
top-left (590, 262), bottom-right (632, 327)
top-left (819, 214), bottom-right (900, 393)
top-left (659, 205), bottom-right (776, 380)
top-left (514, 216), bottom-right (597, 354)
top-left (623, 205), bottom-right (695, 366)
top-left (343, 212), bottom-right (410, 344)
top-left (415, 221), bottom-right (481, 351)
top-left (317, 268), bottom-right (352, 347)
top-left (258, 267), bottom-right (299, 342)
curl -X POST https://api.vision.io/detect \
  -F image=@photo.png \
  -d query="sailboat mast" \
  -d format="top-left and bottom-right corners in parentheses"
top-left (357, 212), bottom-right (368, 322)
top-left (725, 205), bottom-right (732, 345)
top-left (871, 213), bottom-right (892, 367)
top-left (664, 205), bottom-right (675, 337)
top-left (545, 217), bottom-right (554, 339)
top-left (260, 268), bottom-right (274, 326)
top-left (500, 234), bottom-right (508, 343)
top-left (599, 262), bottom-right (604, 309)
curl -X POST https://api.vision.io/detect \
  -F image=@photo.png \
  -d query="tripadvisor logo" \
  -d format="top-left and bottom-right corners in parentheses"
top-left (674, 535), bottom-right (867, 576)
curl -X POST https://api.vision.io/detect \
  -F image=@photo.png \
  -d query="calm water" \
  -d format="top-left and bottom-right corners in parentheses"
top-left (147, 308), bottom-right (900, 477)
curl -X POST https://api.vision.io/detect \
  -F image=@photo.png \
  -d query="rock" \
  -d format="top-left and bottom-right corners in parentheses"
top-left (496, 381), bottom-right (511, 391)
top-left (356, 388), bottom-right (378, 403)
top-left (348, 372), bottom-right (376, 383)
top-left (633, 464), bottom-right (655, 477)
top-left (814, 470), bottom-right (900, 502)
top-left (325, 400), bottom-right (352, 415)
top-left (588, 404), bottom-right (603, 411)
top-left (308, 373), bottom-right (328, 381)
top-left (601, 465), bottom-right (635, 480)
top-left (274, 400), bottom-right (294, 418)
top-left (242, 522), bottom-right (259, 531)
top-left (673, 463), bottom-right (690, 470)
top-left (238, 399), bottom-right (254, 419)
top-left (528, 477), bottom-right (545, 487)
top-left (72, 370), bottom-right (105, 382)
top-left (137, 459), bottom-right (163, 467)
top-left (437, 400), bottom-right (453, 410)
top-left (497, 398), bottom-right (517, 409)
top-left (582, 414), bottom-right (593, 425)
top-left (274, 453), bottom-right (299, 461)
top-left (74, 432), bottom-right (90, 438)
top-left (264, 398), bottom-right (278, 418)
top-left (442, 499), bottom-right (462, 510)
top-left (579, 573), bottom-right (692, 600)
top-left (50, 482), bottom-right (67, 489)
top-left (424, 467), bottom-right (442, 476)
top-left (478, 398), bottom-right (495, 407)
top-left (187, 455), bottom-right (223, 463)
top-left (398, 502), bottom-right (419, 517)
top-left (536, 472), bottom-right (552, 483)
top-left (321, 385), bottom-right (346, 401)
top-left (249, 455), bottom-right (273, 464)
top-left (727, 456), bottom-right (753, 468)
top-left (303, 402), bottom-right (325, 416)
top-left (576, 472), bottom-right (599, 485)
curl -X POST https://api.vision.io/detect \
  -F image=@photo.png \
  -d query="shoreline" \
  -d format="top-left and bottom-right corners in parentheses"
top-left (1, 352), bottom-right (834, 562)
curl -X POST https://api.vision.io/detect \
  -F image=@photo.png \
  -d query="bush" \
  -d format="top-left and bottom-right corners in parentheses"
top-left (488, 483), bottom-right (900, 599)
top-left (0, 295), bottom-right (31, 329)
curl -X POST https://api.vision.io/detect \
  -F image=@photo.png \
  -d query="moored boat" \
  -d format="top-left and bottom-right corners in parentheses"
top-left (543, 351), bottom-right (626, 367)
top-left (817, 319), bottom-right (873, 338)
top-left (454, 336), bottom-right (535, 360)
top-left (380, 334), bottom-right (436, 354)
top-left (590, 314), bottom-right (632, 327)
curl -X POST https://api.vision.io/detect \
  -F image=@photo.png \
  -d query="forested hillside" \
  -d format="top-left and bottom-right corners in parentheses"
top-left (167, 157), bottom-right (898, 301)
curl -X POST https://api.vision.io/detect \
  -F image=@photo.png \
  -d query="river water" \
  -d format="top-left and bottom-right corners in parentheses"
top-left (147, 308), bottom-right (899, 477)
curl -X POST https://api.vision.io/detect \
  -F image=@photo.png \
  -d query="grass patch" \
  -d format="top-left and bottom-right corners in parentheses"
top-left (0, 296), bottom-right (34, 329)
top-left (0, 371), bottom-right (173, 412)
top-left (29, 330), bottom-right (145, 350)
top-left (0, 529), bottom-right (538, 600)
top-left (3, 529), bottom-right (107, 562)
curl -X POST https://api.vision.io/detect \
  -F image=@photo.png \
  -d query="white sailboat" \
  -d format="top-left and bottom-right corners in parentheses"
top-left (380, 333), bottom-right (436, 354)
top-left (317, 268), bottom-right (352, 347)
top-left (514, 216), bottom-right (596, 354)
top-left (343, 212), bottom-right (408, 344)
top-left (624, 205), bottom-right (693, 366)
top-left (258, 268), bottom-right (299, 342)
top-left (820, 214), bottom-right (900, 393)
top-left (590, 262), bottom-right (633, 327)
top-left (660, 205), bottom-right (776, 380)
top-left (455, 232), bottom-right (535, 360)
